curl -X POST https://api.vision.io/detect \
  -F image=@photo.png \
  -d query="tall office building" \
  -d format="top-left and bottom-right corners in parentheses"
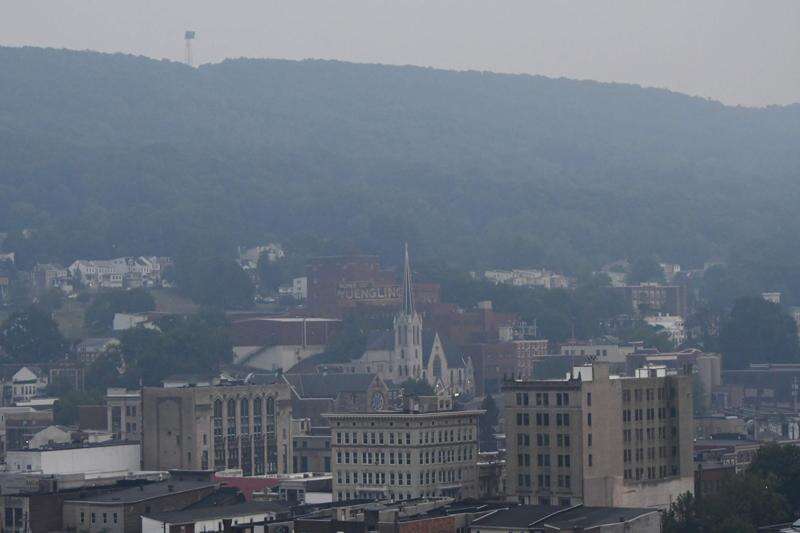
top-left (504, 363), bottom-right (693, 508)
top-left (325, 395), bottom-right (482, 502)
top-left (142, 380), bottom-right (293, 475)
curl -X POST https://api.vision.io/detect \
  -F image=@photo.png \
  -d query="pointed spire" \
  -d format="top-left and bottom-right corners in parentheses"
top-left (403, 242), bottom-right (414, 316)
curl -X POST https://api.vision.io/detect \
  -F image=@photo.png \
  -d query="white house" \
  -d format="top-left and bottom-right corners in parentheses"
top-left (10, 367), bottom-right (47, 404)
top-left (645, 314), bottom-right (686, 346)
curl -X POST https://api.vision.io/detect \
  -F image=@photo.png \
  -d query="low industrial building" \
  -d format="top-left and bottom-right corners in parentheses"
top-left (141, 501), bottom-right (290, 533)
top-left (469, 504), bottom-right (662, 533)
top-left (63, 479), bottom-right (218, 533)
top-left (5, 441), bottom-right (140, 477)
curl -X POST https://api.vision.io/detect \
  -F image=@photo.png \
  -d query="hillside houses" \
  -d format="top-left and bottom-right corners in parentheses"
top-left (68, 256), bottom-right (171, 289)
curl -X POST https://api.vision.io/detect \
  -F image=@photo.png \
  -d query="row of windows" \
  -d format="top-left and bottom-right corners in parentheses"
top-left (624, 464), bottom-right (678, 480)
top-left (622, 387), bottom-right (675, 402)
top-left (516, 412), bottom-right (571, 427)
top-left (80, 511), bottom-right (118, 525)
top-left (517, 473), bottom-right (572, 489)
top-left (517, 453), bottom-right (572, 468)
top-left (337, 468), bottom-right (464, 486)
top-left (515, 392), bottom-right (573, 407)
top-left (336, 446), bottom-right (474, 465)
top-left (623, 446), bottom-right (678, 462)
top-left (623, 426), bottom-right (676, 442)
top-left (335, 428), bottom-right (473, 446)
top-left (516, 433), bottom-right (572, 448)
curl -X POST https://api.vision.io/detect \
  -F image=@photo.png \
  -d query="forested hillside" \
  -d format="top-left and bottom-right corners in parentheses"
top-left (1, 47), bottom-right (799, 300)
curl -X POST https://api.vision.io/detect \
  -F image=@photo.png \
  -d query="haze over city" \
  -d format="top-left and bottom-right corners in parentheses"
top-left (2, 2), bottom-right (800, 532)
top-left (2, 0), bottom-right (799, 107)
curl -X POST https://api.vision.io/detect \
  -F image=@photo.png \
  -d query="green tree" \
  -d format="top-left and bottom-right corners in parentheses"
top-left (628, 256), bottom-right (665, 284)
top-left (662, 492), bottom-right (703, 533)
top-left (53, 390), bottom-right (104, 425)
top-left (749, 443), bottom-right (800, 511)
top-left (117, 309), bottom-right (233, 386)
top-left (719, 297), bottom-right (800, 369)
top-left (176, 254), bottom-right (254, 310)
top-left (257, 253), bottom-right (287, 292)
top-left (37, 288), bottom-right (65, 313)
top-left (618, 323), bottom-right (674, 352)
top-left (84, 289), bottom-right (155, 334)
top-left (325, 314), bottom-right (368, 363)
top-left (0, 305), bottom-right (68, 362)
top-left (400, 379), bottom-right (434, 396)
top-left (479, 394), bottom-right (500, 451)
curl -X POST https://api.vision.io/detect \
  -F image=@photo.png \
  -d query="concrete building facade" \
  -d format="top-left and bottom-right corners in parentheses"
top-left (141, 381), bottom-right (293, 475)
top-left (504, 363), bottom-right (693, 509)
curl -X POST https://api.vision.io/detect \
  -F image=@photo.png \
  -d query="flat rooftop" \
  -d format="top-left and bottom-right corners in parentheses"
top-left (472, 505), bottom-right (657, 529)
top-left (65, 480), bottom-right (217, 505)
top-left (143, 501), bottom-right (289, 524)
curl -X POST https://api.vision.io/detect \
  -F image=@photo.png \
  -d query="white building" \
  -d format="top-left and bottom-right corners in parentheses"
top-left (644, 314), bottom-right (685, 346)
top-left (238, 243), bottom-right (285, 270)
top-left (5, 442), bottom-right (140, 476)
top-left (68, 256), bottom-right (166, 289)
top-left (484, 269), bottom-right (570, 289)
top-left (560, 341), bottom-right (636, 364)
top-left (8, 367), bottom-right (47, 404)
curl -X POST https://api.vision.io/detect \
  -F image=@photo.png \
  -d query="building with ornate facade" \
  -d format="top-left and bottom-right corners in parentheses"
top-left (325, 394), bottom-right (482, 502)
top-left (141, 379), bottom-right (293, 475)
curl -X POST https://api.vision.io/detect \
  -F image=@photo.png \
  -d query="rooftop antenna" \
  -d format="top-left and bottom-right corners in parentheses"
top-left (184, 30), bottom-right (196, 67)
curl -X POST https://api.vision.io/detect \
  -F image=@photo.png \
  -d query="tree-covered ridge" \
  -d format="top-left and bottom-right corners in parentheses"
top-left (1, 46), bottom-right (800, 300)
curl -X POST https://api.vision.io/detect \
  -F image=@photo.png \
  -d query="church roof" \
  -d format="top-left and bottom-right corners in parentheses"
top-left (285, 373), bottom-right (380, 399)
top-left (365, 330), bottom-right (395, 351)
top-left (423, 330), bottom-right (466, 369)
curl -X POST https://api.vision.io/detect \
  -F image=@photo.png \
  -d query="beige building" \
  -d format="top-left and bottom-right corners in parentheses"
top-left (107, 388), bottom-right (141, 442)
top-left (141, 380), bottom-right (293, 475)
top-left (504, 363), bottom-right (693, 509)
top-left (325, 395), bottom-right (482, 502)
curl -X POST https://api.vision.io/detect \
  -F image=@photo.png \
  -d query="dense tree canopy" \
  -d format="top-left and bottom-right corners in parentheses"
top-left (174, 254), bottom-right (254, 309)
top-left (1, 47), bottom-right (800, 302)
top-left (111, 309), bottom-right (233, 386)
top-left (0, 305), bottom-right (68, 362)
top-left (719, 297), bottom-right (800, 369)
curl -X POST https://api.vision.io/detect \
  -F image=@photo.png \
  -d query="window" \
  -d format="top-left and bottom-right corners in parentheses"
top-left (588, 454), bottom-right (593, 467)
top-left (587, 413), bottom-right (592, 426)
top-left (586, 392), bottom-right (592, 406)
top-left (92, 513), bottom-right (96, 524)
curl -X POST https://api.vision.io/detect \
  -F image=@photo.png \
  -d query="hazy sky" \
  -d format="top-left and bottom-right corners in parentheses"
top-left (2, 0), bottom-right (798, 107)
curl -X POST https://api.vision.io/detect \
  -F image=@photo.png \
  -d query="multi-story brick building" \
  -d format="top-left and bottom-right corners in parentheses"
top-left (616, 283), bottom-right (688, 318)
top-left (504, 362), bottom-right (693, 509)
top-left (141, 380), bottom-right (293, 475)
top-left (325, 395), bottom-right (482, 502)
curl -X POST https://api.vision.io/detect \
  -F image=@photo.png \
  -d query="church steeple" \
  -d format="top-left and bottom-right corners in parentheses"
top-left (403, 242), bottom-right (414, 316)
top-left (394, 242), bottom-right (423, 380)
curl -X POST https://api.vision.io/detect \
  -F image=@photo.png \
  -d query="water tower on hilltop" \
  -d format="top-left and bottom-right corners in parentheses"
top-left (184, 30), bottom-right (196, 66)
